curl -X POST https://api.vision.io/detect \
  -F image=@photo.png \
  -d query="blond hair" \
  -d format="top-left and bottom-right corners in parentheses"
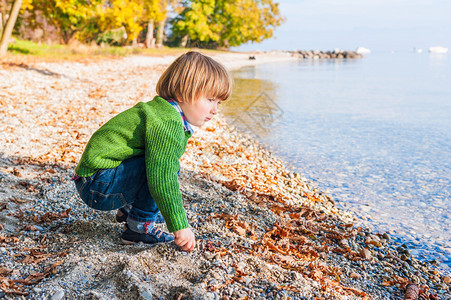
top-left (156, 51), bottom-right (232, 103)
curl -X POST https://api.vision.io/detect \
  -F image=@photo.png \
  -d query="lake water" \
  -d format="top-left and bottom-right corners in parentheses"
top-left (222, 52), bottom-right (450, 274)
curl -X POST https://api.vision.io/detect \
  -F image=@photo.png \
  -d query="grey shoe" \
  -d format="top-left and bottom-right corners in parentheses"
top-left (121, 223), bottom-right (174, 245)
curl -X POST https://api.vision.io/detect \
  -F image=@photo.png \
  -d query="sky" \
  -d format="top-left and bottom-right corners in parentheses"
top-left (233, 0), bottom-right (451, 52)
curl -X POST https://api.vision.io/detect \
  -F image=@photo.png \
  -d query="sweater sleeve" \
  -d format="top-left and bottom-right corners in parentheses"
top-left (145, 120), bottom-right (189, 232)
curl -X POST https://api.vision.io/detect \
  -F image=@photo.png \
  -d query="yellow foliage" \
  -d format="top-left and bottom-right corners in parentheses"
top-left (21, 0), bottom-right (34, 11)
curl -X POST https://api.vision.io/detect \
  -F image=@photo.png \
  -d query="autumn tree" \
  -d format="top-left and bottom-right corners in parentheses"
top-left (153, 0), bottom-right (181, 48)
top-left (171, 0), bottom-right (283, 48)
top-left (19, 0), bottom-right (100, 44)
top-left (143, 0), bottom-right (165, 48)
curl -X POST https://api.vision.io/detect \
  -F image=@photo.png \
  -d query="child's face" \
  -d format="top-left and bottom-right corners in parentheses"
top-left (178, 96), bottom-right (220, 127)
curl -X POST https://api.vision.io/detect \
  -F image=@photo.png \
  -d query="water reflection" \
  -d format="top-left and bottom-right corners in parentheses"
top-left (222, 68), bottom-right (281, 137)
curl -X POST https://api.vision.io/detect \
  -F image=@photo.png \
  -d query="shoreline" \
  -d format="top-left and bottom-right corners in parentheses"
top-left (0, 52), bottom-right (450, 298)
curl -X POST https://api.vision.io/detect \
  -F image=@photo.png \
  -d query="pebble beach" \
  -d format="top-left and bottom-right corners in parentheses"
top-left (0, 51), bottom-right (450, 299)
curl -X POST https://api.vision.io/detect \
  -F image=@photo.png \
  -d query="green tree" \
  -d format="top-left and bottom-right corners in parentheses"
top-left (171, 0), bottom-right (219, 47)
top-left (171, 0), bottom-right (283, 48)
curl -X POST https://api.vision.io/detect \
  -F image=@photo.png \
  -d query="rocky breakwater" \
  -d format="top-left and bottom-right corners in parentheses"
top-left (292, 50), bottom-right (365, 59)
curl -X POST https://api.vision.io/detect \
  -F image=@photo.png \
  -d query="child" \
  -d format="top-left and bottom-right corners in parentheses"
top-left (73, 51), bottom-right (232, 252)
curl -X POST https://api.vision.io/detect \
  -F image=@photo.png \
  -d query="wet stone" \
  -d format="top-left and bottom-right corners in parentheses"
top-left (51, 290), bottom-right (65, 300)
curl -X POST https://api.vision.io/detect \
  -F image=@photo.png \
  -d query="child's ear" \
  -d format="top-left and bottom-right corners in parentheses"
top-left (176, 95), bottom-right (184, 103)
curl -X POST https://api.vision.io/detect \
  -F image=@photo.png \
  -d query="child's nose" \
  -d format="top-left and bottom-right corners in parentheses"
top-left (211, 104), bottom-right (218, 114)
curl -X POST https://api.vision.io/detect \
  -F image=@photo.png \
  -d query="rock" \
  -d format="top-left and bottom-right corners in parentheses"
top-left (140, 290), bottom-right (152, 300)
top-left (360, 248), bottom-right (372, 260)
top-left (350, 272), bottom-right (362, 279)
top-left (443, 276), bottom-right (451, 284)
top-left (211, 271), bottom-right (221, 280)
top-left (410, 275), bottom-right (420, 284)
top-left (205, 292), bottom-right (218, 300)
top-left (404, 283), bottom-right (419, 300)
top-left (244, 276), bottom-right (253, 285)
top-left (86, 291), bottom-right (108, 300)
top-left (237, 261), bottom-right (246, 270)
top-left (207, 279), bottom-right (218, 286)
top-left (51, 290), bottom-right (65, 300)
top-left (339, 239), bottom-right (349, 248)
top-left (205, 252), bottom-right (216, 260)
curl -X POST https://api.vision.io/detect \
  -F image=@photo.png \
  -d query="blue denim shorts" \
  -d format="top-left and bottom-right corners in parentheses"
top-left (75, 168), bottom-right (127, 211)
top-left (74, 156), bottom-right (160, 222)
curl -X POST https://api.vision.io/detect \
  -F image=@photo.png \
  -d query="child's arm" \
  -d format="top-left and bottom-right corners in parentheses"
top-left (174, 228), bottom-right (196, 251)
top-left (145, 121), bottom-right (189, 232)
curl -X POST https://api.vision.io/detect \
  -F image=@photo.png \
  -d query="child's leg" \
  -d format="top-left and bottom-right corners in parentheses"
top-left (75, 156), bottom-right (159, 218)
top-left (75, 156), bottom-right (172, 244)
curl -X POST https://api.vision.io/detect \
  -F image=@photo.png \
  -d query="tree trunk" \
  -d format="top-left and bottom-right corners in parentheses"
top-left (155, 19), bottom-right (165, 48)
top-left (0, 0), bottom-right (22, 57)
top-left (0, 13), bottom-right (3, 38)
top-left (180, 34), bottom-right (189, 48)
top-left (145, 20), bottom-right (155, 48)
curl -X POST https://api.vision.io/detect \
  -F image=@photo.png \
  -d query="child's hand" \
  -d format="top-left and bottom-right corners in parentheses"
top-left (173, 228), bottom-right (196, 251)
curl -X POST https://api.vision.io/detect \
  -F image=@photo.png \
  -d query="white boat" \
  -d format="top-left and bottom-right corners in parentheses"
top-left (356, 47), bottom-right (371, 54)
top-left (428, 46), bottom-right (448, 54)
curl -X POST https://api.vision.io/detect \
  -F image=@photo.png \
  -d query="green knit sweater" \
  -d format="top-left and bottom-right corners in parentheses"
top-left (75, 96), bottom-right (192, 232)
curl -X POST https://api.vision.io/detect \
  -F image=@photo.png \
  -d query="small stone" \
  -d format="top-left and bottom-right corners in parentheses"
top-left (32, 287), bottom-right (42, 293)
top-left (211, 271), bottom-right (221, 280)
top-left (410, 275), bottom-right (420, 284)
top-left (205, 292), bottom-right (218, 300)
top-left (360, 248), bottom-right (372, 260)
top-left (350, 272), bottom-right (362, 279)
top-left (33, 225), bottom-right (44, 231)
top-left (261, 263), bottom-right (272, 272)
top-left (443, 276), bottom-right (451, 284)
top-left (51, 290), bottom-right (64, 300)
top-left (237, 261), bottom-right (246, 270)
top-left (140, 290), bottom-right (152, 300)
top-left (205, 252), bottom-right (216, 260)
top-left (339, 239), bottom-right (349, 248)
top-left (207, 279), bottom-right (218, 286)
top-left (371, 235), bottom-right (381, 244)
